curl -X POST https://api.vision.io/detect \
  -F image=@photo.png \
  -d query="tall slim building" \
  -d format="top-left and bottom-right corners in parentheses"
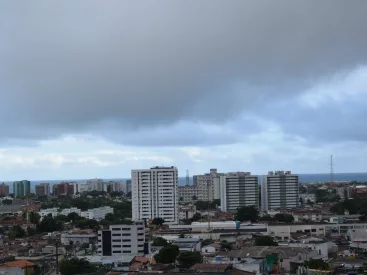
top-left (261, 171), bottom-right (299, 211)
top-left (13, 180), bottom-right (31, 197)
top-left (132, 166), bottom-right (178, 224)
top-left (220, 172), bottom-right (259, 212)
top-left (0, 183), bottom-right (9, 197)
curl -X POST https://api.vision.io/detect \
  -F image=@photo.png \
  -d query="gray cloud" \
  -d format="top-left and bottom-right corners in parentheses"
top-left (1, 1), bottom-right (367, 144)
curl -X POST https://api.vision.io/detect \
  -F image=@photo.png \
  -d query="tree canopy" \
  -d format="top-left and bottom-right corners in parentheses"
top-left (60, 258), bottom-right (97, 275)
top-left (254, 236), bottom-right (278, 246)
top-left (152, 217), bottom-right (165, 226)
top-left (29, 212), bottom-right (41, 224)
top-left (154, 245), bottom-right (180, 264)
top-left (234, 205), bottom-right (259, 222)
top-left (304, 259), bottom-right (330, 270)
top-left (274, 213), bottom-right (294, 223)
top-left (177, 251), bottom-right (202, 267)
top-left (152, 237), bottom-right (168, 246)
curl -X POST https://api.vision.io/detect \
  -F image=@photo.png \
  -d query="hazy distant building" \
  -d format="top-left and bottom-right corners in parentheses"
top-left (53, 182), bottom-right (74, 196)
top-left (261, 171), bottom-right (299, 211)
top-left (132, 166), bottom-right (178, 224)
top-left (35, 183), bottom-right (50, 197)
top-left (13, 180), bottom-right (31, 197)
top-left (0, 183), bottom-right (9, 197)
top-left (179, 169), bottom-right (223, 202)
top-left (87, 178), bottom-right (104, 192)
top-left (220, 172), bottom-right (259, 212)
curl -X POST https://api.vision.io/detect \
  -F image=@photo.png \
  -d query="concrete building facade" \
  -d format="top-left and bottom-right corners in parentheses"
top-left (97, 221), bottom-right (146, 256)
top-left (132, 166), bottom-right (178, 224)
top-left (35, 183), bottom-right (50, 197)
top-left (13, 180), bottom-right (31, 197)
top-left (0, 183), bottom-right (9, 197)
top-left (220, 172), bottom-right (259, 212)
top-left (261, 171), bottom-right (299, 211)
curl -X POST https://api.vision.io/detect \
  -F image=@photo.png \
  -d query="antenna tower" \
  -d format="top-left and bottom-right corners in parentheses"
top-left (186, 170), bottom-right (190, 186)
top-left (330, 155), bottom-right (334, 185)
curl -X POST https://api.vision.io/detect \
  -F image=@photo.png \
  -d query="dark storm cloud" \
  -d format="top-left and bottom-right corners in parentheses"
top-left (1, 1), bottom-right (367, 143)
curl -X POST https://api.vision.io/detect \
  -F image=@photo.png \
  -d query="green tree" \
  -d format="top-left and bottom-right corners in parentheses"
top-left (59, 258), bottom-right (97, 275)
top-left (152, 237), bottom-right (168, 246)
top-left (75, 219), bottom-right (99, 230)
top-left (259, 215), bottom-right (275, 222)
top-left (192, 213), bottom-right (201, 222)
top-left (234, 205), bottom-right (259, 222)
top-left (29, 212), bottom-right (41, 224)
top-left (37, 214), bottom-right (64, 233)
top-left (8, 225), bottom-right (26, 239)
top-left (67, 212), bottom-right (83, 222)
top-left (152, 217), bottom-right (165, 226)
top-left (299, 185), bottom-right (307, 194)
top-left (304, 259), bottom-right (330, 270)
top-left (177, 251), bottom-right (202, 267)
top-left (192, 195), bottom-right (197, 201)
top-left (220, 240), bottom-right (232, 251)
top-left (274, 213), bottom-right (294, 223)
top-left (154, 245), bottom-right (180, 264)
top-left (26, 226), bottom-right (37, 236)
top-left (254, 236), bottom-right (278, 246)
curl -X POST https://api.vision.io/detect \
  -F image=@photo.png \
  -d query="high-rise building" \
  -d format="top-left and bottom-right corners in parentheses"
top-left (87, 179), bottom-right (104, 191)
top-left (132, 166), bottom-right (178, 224)
top-left (97, 221), bottom-right (146, 256)
top-left (261, 171), bottom-right (299, 211)
top-left (35, 183), bottom-right (50, 197)
top-left (13, 180), bottom-right (31, 197)
top-left (220, 172), bottom-right (259, 212)
top-left (179, 169), bottom-right (223, 202)
top-left (53, 182), bottom-right (74, 196)
top-left (0, 183), bottom-right (9, 197)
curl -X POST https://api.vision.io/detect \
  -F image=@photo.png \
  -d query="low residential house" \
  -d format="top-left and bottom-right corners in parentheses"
top-left (347, 229), bottom-right (367, 243)
top-left (60, 231), bottom-right (98, 245)
top-left (207, 246), bottom-right (321, 273)
top-left (171, 238), bottom-right (201, 252)
top-left (41, 245), bottom-right (66, 255)
top-left (190, 263), bottom-right (232, 274)
top-left (292, 210), bottom-right (322, 222)
top-left (204, 255), bottom-right (263, 275)
top-left (202, 243), bottom-right (221, 255)
top-left (179, 205), bottom-right (197, 220)
top-left (0, 260), bottom-right (35, 275)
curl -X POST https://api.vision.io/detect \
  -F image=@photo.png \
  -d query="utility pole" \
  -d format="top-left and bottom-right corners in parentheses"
top-left (55, 233), bottom-right (61, 275)
top-left (330, 155), bottom-right (334, 185)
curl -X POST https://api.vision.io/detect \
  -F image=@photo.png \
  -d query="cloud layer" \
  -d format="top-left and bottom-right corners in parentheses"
top-left (1, 1), bottom-right (367, 179)
top-left (1, 1), bottom-right (367, 144)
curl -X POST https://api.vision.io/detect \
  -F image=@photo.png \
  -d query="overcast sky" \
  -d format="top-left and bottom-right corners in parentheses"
top-left (1, 1), bottom-right (367, 180)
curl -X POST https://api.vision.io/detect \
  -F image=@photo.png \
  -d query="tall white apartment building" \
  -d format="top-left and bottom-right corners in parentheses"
top-left (261, 171), bottom-right (299, 211)
top-left (220, 172), bottom-right (259, 212)
top-left (132, 166), bottom-right (178, 224)
top-left (98, 221), bottom-right (146, 256)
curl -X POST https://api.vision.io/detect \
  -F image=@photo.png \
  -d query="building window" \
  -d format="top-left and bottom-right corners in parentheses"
top-left (112, 250), bottom-right (121, 253)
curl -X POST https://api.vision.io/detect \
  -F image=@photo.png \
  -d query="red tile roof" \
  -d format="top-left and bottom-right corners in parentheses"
top-left (3, 260), bottom-right (34, 268)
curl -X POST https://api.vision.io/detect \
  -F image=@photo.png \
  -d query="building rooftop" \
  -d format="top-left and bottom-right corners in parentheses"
top-left (218, 246), bottom-right (309, 259)
top-left (172, 238), bottom-right (200, 243)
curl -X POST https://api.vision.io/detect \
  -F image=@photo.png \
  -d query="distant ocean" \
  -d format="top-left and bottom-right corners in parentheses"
top-left (3, 173), bottom-right (367, 193)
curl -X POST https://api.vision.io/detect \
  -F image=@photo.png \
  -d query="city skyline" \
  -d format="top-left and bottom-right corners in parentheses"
top-left (1, 2), bottom-right (367, 180)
